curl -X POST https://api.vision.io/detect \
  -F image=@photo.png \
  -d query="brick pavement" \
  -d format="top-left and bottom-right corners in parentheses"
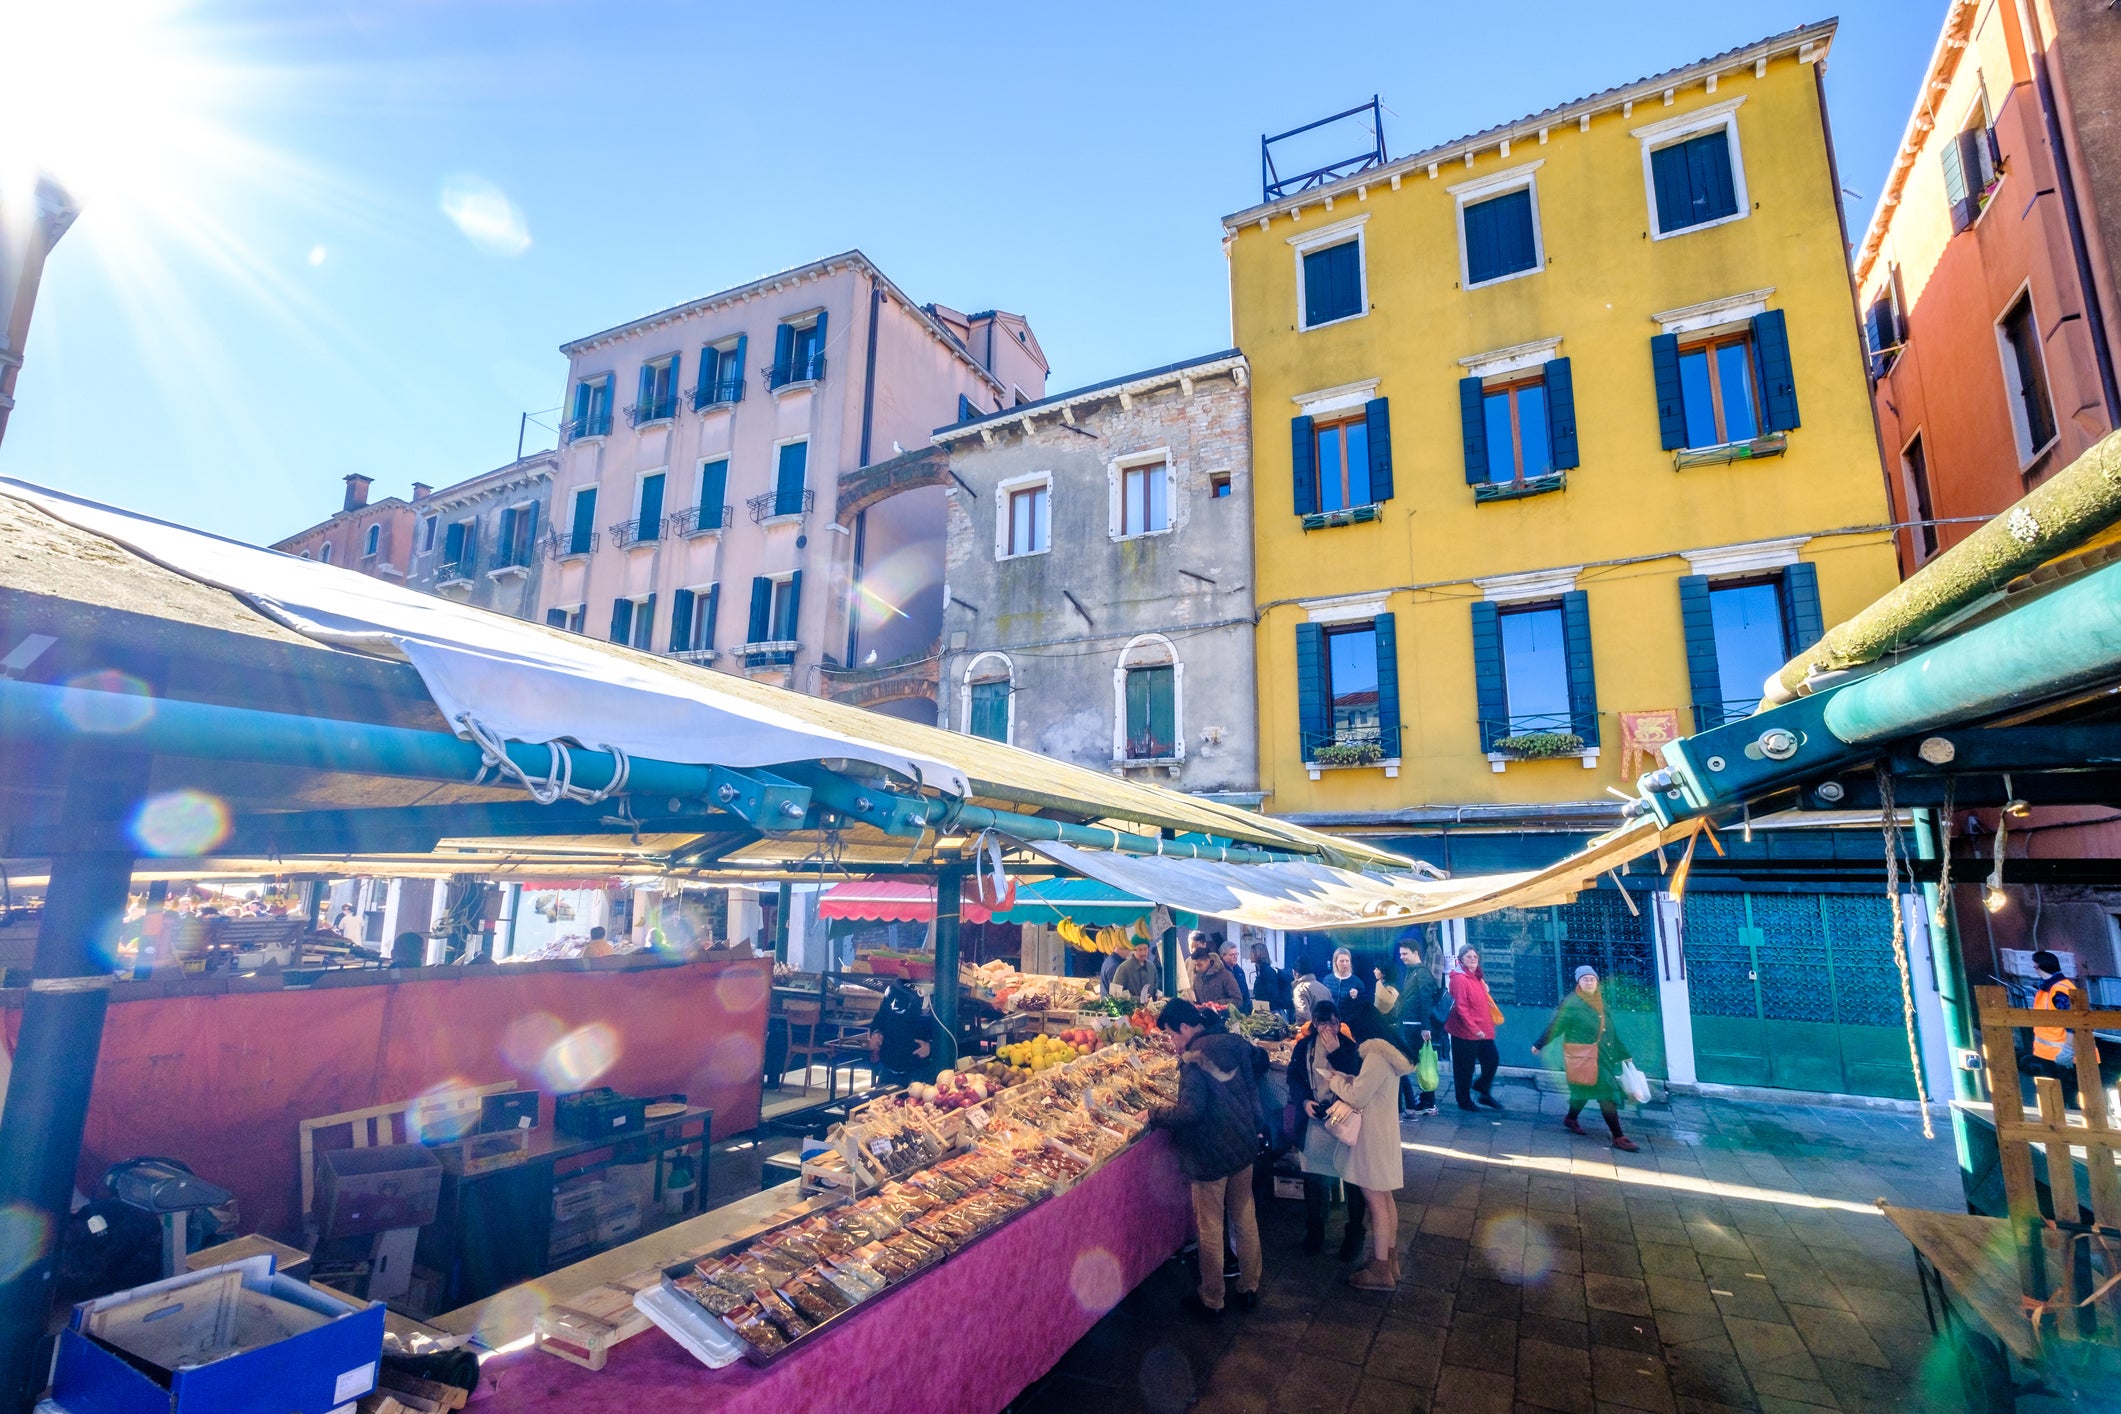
top-left (1008, 1081), bottom-right (1973, 1414)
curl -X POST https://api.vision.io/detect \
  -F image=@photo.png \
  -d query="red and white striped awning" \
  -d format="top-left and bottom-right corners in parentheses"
top-left (816, 878), bottom-right (993, 925)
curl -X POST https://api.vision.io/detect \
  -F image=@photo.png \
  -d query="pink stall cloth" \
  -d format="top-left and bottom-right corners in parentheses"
top-left (480, 1129), bottom-right (1191, 1413)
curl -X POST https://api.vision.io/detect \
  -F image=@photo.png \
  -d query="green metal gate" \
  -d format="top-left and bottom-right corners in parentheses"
top-left (1681, 891), bottom-right (1915, 1099)
top-left (1465, 888), bottom-right (1666, 1078)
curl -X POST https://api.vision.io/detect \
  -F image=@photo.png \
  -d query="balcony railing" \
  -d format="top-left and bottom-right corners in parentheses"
top-left (667, 647), bottom-right (718, 666)
top-left (740, 639), bottom-right (800, 668)
top-left (562, 411), bottom-right (612, 442)
top-left (1690, 698), bottom-right (1763, 733)
top-left (1479, 711), bottom-right (1595, 756)
top-left (765, 351), bottom-right (826, 392)
top-left (436, 556), bottom-right (477, 586)
top-left (671, 504), bottom-right (732, 537)
top-left (748, 488), bottom-right (813, 524)
top-left (692, 375), bottom-right (745, 412)
top-left (625, 395), bottom-right (679, 427)
top-left (542, 530), bottom-right (598, 560)
top-left (489, 542), bottom-right (536, 573)
top-left (1301, 724), bottom-right (1383, 758)
top-left (609, 518), bottom-right (663, 549)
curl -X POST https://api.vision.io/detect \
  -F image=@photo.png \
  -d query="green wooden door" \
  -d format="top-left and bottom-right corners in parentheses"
top-left (1682, 892), bottom-right (1914, 1099)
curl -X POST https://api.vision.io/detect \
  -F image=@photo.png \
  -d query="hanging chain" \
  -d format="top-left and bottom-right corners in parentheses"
top-left (1876, 767), bottom-right (1935, 1139)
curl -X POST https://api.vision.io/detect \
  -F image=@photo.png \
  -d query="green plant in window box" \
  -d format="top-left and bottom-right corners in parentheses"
top-left (1312, 741), bottom-right (1385, 767)
top-left (1492, 730), bottom-right (1584, 759)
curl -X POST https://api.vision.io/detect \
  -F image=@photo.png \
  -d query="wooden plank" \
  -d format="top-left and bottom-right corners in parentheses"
top-left (1975, 997), bottom-right (2121, 1028)
top-left (1881, 1205), bottom-right (2041, 1362)
top-left (1978, 985), bottom-right (2049, 1306)
top-left (2036, 1078), bottom-right (2094, 1341)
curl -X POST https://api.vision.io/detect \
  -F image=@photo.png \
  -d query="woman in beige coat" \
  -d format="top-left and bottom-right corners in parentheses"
top-left (1325, 1037), bottom-right (1414, 1290)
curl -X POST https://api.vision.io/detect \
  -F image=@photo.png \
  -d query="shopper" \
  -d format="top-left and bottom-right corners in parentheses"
top-left (1147, 998), bottom-right (1265, 1317)
top-left (1190, 943), bottom-right (1247, 1009)
top-left (1112, 941), bottom-right (1163, 1001)
top-left (1325, 946), bottom-right (1381, 1039)
top-left (2027, 950), bottom-right (2084, 1106)
top-left (1292, 958), bottom-right (1331, 1023)
top-left (1447, 946), bottom-right (1504, 1111)
top-left (1324, 1033), bottom-right (1414, 1290)
top-left (1533, 966), bottom-right (1638, 1152)
top-left (1250, 942), bottom-right (1294, 1019)
top-left (1383, 940), bottom-right (1440, 1115)
top-left (1287, 1002), bottom-right (1365, 1257)
top-left (1098, 947), bottom-right (1124, 998)
top-left (868, 976), bottom-right (937, 1088)
top-left (1219, 938), bottom-right (1253, 1014)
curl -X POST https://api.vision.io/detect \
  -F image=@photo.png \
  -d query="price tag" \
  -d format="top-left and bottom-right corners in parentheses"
top-left (867, 1137), bottom-right (893, 1157)
top-left (966, 1106), bottom-right (990, 1130)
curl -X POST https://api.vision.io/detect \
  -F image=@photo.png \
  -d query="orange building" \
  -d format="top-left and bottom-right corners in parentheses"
top-left (270, 473), bottom-right (424, 580)
top-left (1855, 0), bottom-right (2119, 573)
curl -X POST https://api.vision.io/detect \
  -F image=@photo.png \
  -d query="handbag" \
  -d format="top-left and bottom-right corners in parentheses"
top-left (1564, 1011), bottom-right (1606, 1088)
top-left (1415, 1040), bottom-right (1440, 1093)
top-left (1618, 1060), bottom-right (1652, 1105)
top-left (1374, 982), bottom-right (1400, 1014)
top-left (1322, 1099), bottom-right (1363, 1148)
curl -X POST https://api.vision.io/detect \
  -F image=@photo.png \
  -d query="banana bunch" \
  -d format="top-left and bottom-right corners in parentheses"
top-left (1057, 917), bottom-right (1135, 954)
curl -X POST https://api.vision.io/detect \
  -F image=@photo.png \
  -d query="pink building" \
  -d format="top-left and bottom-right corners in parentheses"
top-left (270, 474), bottom-right (424, 579)
top-left (536, 251), bottom-right (1045, 721)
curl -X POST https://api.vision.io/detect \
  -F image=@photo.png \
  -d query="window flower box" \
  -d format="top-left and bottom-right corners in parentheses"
top-left (1473, 472), bottom-right (1567, 504)
top-left (1673, 431), bottom-right (1787, 470)
top-left (1300, 503), bottom-right (1382, 532)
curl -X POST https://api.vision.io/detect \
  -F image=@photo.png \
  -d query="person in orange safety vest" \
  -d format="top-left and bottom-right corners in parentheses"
top-left (2030, 950), bottom-right (2082, 1065)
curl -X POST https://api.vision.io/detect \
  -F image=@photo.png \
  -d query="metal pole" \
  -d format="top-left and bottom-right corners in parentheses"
top-left (0, 749), bottom-right (147, 1412)
top-left (773, 881), bottom-right (791, 964)
top-left (931, 862), bottom-right (966, 1069)
top-left (517, 412), bottom-right (528, 463)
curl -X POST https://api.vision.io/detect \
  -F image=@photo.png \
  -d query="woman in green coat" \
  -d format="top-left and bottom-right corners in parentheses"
top-left (1533, 965), bottom-right (1638, 1152)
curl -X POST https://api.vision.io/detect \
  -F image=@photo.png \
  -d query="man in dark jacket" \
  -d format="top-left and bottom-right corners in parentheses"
top-left (1188, 944), bottom-right (1247, 1010)
top-left (1148, 998), bottom-right (1264, 1317)
top-left (866, 978), bottom-right (936, 1087)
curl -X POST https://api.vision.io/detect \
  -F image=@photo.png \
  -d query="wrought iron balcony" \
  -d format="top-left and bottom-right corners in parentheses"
top-left (747, 488), bottom-right (813, 524)
top-left (562, 411), bottom-right (612, 442)
top-left (488, 543), bottom-right (536, 574)
top-left (625, 394), bottom-right (678, 427)
top-left (692, 376), bottom-right (745, 411)
top-left (667, 647), bottom-right (718, 666)
top-left (436, 555), bottom-right (477, 587)
top-left (671, 504), bottom-right (732, 537)
top-left (609, 517), bottom-right (664, 549)
top-left (765, 352), bottom-right (826, 392)
top-left (1690, 699), bottom-right (1763, 733)
top-left (740, 639), bottom-right (800, 668)
top-left (542, 529), bottom-right (598, 560)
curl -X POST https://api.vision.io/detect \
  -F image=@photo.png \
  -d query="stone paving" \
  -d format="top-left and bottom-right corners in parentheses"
top-left (1008, 1079), bottom-right (1973, 1414)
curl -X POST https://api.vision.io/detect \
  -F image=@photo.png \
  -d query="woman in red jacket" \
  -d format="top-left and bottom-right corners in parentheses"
top-left (1446, 946), bottom-right (1504, 1112)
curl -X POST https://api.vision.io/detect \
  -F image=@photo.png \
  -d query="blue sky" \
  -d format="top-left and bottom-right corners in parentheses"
top-left (2, 0), bottom-right (1939, 545)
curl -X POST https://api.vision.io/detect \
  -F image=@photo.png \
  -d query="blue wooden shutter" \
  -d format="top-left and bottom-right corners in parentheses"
top-left (570, 488), bottom-right (596, 551)
top-left (1940, 136), bottom-right (1971, 231)
top-left (697, 346), bottom-right (718, 407)
top-left (1560, 589), bottom-right (1600, 748)
top-left (1463, 197), bottom-right (1499, 285)
top-left (1778, 562), bottom-right (1825, 654)
top-left (637, 472), bottom-right (665, 533)
top-left (1650, 143), bottom-right (1691, 232)
top-left (703, 584), bottom-right (720, 646)
top-left (1458, 377), bottom-right (1489, 484)
top-left (773, 323), bottom-right (794, 379)
top-left (1651, 334), bottom-right (1687, 450)
top-left (1470, 602), bottom-right (1507, 752)
top-left (776, 442), bottom-right (808, 515)
top-left (1688, 131), bottom-right (1738, 222)
top-left (443, 520), bottom-right (465, 566)
top-left (786, 571), bottom-right (802, 640)
top-left (1295, 622), bottom-right (1327, 757)
top-left (1290, 416), bottom-right (1318, 516)
top-left (747, 577), bottom-right (771, 642)
top-left (730, 333), bottom-right (747, 395)
top-left (571, 380), bottom-right (590, 425)
top-left (665, 353), bottom-right (680, 410)
top-left (670, 588), bottom-right (694, 652)
top-left (1543, 358), bottom-right (1579, 470)
top-left (699, 459), bottom-right (727, 516)
top-left (1373, 612), bottom-right (1402, 758)
top-left (610, 597), bottom-right (633, 644)
top-left (637, 592), bottom-right (657, 650)
top-left (1677, 575), bottom-right (1725, 730)
top-left (545, 607), bottom-right (567, 628)
top-left (809, 312), bottom-right (827, 373)
top-left (1752, 310), bottom-right (1800, 432)
top-left (1363, 398), bottom-right (1393, 503)
top-left (521, 500), bottom-right (538, 556)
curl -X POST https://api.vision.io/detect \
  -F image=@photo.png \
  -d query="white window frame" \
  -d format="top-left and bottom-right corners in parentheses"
top-left (318, 542), bottom-right (333, 564)
top-left (419, 514), bottom-right (438, 555)
top-left (959, 651), bottom-right (1016, 744)
top-left (765, 571), bottom-right (799, 641)
top-left (1993, 280), bottom-right (2059, 468)
top-left (994, 471), bottom-right (1053, 560)
top-left (362, 523), bottom-right (381, 558)
top-left (1108, 448), bottom-right (1175, 541)
top-left (549, 603), bottom-right (587, 633)
top-left (492, 497), bottom-right (540, 576)
top-left (1289, 213), bottom-right (1371, 332)
top-left (1449, 159), bottom-right (1547, 291)
top-left (1634, 95), bottom-right (1750, 241)
top-left (621, 594), bottom-right (654, 651)
top-left (1901, 429), bottom-right (1938, 566)
top-left (1111, 633), bottom-right (1183, 765)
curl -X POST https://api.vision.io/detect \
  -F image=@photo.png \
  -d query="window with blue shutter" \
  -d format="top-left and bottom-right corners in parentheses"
top-left (1363, 398), bottom-right (1394, 503)
top-left (1544, 358), bottom-right (1579, 470)
top-left (545, 607), bottom-right (568, 628)
top-left (1560, 590), bottom-right (1599, 747)
top-left (1462, 187), bottom-right (1538, 286)
top-left (1291, 415), bottom-right (1318, 516)
top-left (1124, 666), bottom-right (1177, 759)
top-left (442, 520), bottom-right (466, 569)
top-left (772, 323), bottom-right (794, 381)
top-left (698, 458), bottom-right (728, 522)
top-left (1458, 377), bottom-right (1489, 485)
top-left (568, 487), bottom-right (597, 554)
top-left (1372, 612), bottom-right (1402, 758)
top-left (610, 597), bottom-right (634, 645)
top-left (1301, 240), bottom-right (1363, 327)
top-left (1650, 129), bottom-right (1740, 234)
top-left (670, 588), bottom-right (694, 653)
top-left (1295, 622), bottom-right (1328, 758)
top-left (636, 472), bottom-right (665, 537)
top-left (1677, 576), bottom-right (1726, 731)
top-left (1495, 603), bottom-right (1572, 742)
top-left (774, 572), bottom-right (802, 640)
top-left (969, 680), bottom-right (1010, 742)
top-left (1941, 123), bottom-right (1997, 232)
top-left (1752, 310), bottom-right (1799, 432)
top-left (747, 577), bottom-right (772, 643)
top-left (775, 442), bottom-right (809, 516)
top-left (1476, 378), bottom-right (1553, 487)
top-left (1470, 602), bottom-right (1507, 752)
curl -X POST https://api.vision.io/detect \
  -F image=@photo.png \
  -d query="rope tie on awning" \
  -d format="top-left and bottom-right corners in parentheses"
top-left (1876, 768), bottom-right (1936, 1139)
top-left (459, 713), bottom-right (631, 806)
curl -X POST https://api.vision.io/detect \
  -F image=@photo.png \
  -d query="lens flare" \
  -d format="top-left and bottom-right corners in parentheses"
top-left (405, 1080), bottom-right (484, 1143)
top-left (60, 670), bottom-right (156, 734)
top-left (501, 1012), bottom-right (566, 1073)
top-left (702, 1031), bottom-right (763, 1090)
top-left (1480, 1213), bottom-right (1553, 1282)
top-left (1136, 1344), bottom-right (1195, 1414)
top-left (540, 1023), bottom-right (618, 1091)
top-left (713, 969), bottom-right (769, 1015)
top-left (468, 1280), bottom-right (551, 1350)
top-left (129, 789), bottom-right (230, 856)
top-left (440, 174), bottom-right (531, 256)
top-left (0, 1204), bottom-right (55, 1284)
top-left (1068, 1245), bottom-right (1124, 1315)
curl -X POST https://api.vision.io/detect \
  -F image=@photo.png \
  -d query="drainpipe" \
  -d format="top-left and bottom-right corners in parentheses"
top-left (858, 278), bottom-right (881, 468)
top-left (2017, 3), bottom-right (2121, 428)
top-left (848, 279), bottom-right (884, 670)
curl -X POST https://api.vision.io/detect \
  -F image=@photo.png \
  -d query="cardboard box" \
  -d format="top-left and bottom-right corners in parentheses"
top-left (315, 1144), bottom-right (443, 1239)
top-left (54, 1254), bottom-right (383, 1414)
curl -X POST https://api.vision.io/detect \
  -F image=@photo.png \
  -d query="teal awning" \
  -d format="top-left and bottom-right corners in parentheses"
top-left (988, 877), bottom-right (1152, 926)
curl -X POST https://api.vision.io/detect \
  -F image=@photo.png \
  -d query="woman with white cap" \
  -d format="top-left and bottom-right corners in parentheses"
top-left (1533, 965), bottom-right (1638, 1152)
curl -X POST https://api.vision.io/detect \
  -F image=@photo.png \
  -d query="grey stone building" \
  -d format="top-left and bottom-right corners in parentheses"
top-left (935, 350), bottom-right (1260, 805)
top-left (403, 451), bottom-right (558, 620)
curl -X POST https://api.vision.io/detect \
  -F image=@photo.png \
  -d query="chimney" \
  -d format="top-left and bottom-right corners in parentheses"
top-left (411, 482), bottom-right (432, 503)
top-left (343, 474), bottom-right (373, 511)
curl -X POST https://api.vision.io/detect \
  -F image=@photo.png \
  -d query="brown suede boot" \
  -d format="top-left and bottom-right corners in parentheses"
top-left (1348, 1257), bottom-right (1394, 1291)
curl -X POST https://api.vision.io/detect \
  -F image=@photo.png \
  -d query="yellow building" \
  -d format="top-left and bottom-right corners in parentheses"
top-left (1227, 22), bottom-right (1928, 1100)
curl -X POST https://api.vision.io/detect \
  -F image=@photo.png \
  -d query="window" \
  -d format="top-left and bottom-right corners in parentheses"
top-left (774, 441), bottom-right (808, 516)
top-left (770, 576), bottom-right (800, 639)
top-left (1481, 379), bottom-right (1551, 483)
top-left (968, 679), bottom-right (1010, 742)
top-left (1326, 625), bottom-right (1380, 748)
top-left (1460, 182), bottom-right (1540, 288)
top-left (1677, 334), bottom-right (1760, 448)
top-left (420, 515), bottom-right (438, 554)
top-left (609, 594), bottom-right (656, 650)
top-left (1679, 566), bottom-right (1820, 731)
top-left (362, 523), bottom-right (380, 558)
top-left (546, 605), bottom-right (586, 633)
top-left (1209, 472), bottom-right (1232, 499)
top-left (693, 336), bottom-right (746, 410)
top-left (319, 542), bottom-right (334, 564)
top-left (669, 584), bottom-right (717, 654)
top-left (1499, 605), bottom-right (1572, 735)
top-left (1124, 666), bottom-right (1176, 760)
top-left (1864, 285), bottom-right (1902, 379)
top-left (570, 375), bottom-right (612, 438)
top-left (957, 394), bottom-right (983, 423)
top-left (1707, 581), bottom-right (1788, 719)
top-left (1459, 359), bottom-right (1576, 491)
top-left (1310, 417), bottom-right (1371, 512)
top-left (440, 519), bottom-right (478, 577)
top-left (1471, 592), bottom-right (1597, 752)
top-left (1117, 459), bottom-right (1171, 537)
top-left (1301, 240), bottom-right (1362, 327)
top-left (1996, 290), bottom-right (2057, 463)
top-left (690, 457), bottom-right (728, 534)
top-left (1638, 100), bottom-right (1747, 239)
top-left (632, 355), bottom-right (679, 424)
top-left (1941, 96), bottom-right (2000, 232)
top-left (495, 502), bottom-right (538, 568)
top-left (1006, 481), bottom-right (1050, 557)
top-left (1903, 433), bottom-right (1938, 561)
top-left (1296, 614), bottom-right (1401, 763)
top-left (636, 472), bottom-right (666, 536)
top-left (1292, 397), bottom-right (1394, 516)
top-left (770, 314), bottom-right (828, 388)
top-left (566, 487), bottom-right (597, 555)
